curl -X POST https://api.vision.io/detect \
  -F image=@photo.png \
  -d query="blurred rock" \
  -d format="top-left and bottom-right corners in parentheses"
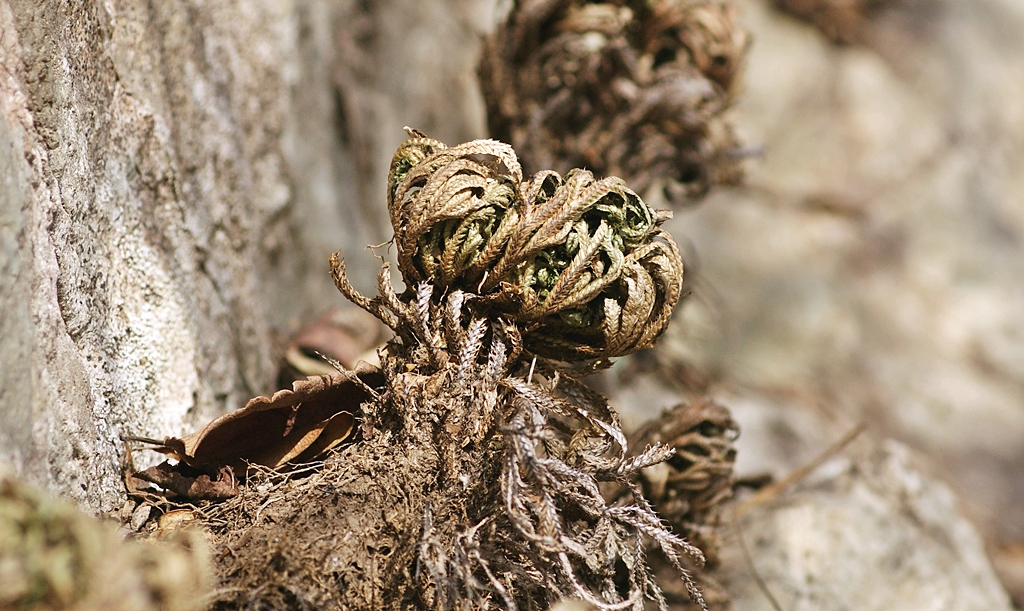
top-left (991, 543), bottom-right (1024, 609)
top-left (719, 439), bottom-right (1014, 611)
top-left (660, 0), bottom-right (1024, 551)
top-left (0, 464), bottom-right (210, 611)
top-left (333, 0), bottom-right (499, 290)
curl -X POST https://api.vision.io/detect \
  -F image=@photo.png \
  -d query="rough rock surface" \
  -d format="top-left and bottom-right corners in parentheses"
top-left (660, 0), bottom-right (1024, 550)
top-left (719, 439), bottom-right (1014, 611)
top-left (0, 0), bottom-right (499, 514)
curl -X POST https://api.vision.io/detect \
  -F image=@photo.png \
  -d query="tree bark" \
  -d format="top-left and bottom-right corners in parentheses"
top-left (0, 0), bottom-right (498, 514)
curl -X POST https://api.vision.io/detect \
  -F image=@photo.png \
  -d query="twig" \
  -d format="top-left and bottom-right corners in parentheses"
top-left (737, 422), bottom-right (867, 518)
top-left (731, 501), bottom-right (784, 611)
top-left (254, 495), bottom-right (283, 524)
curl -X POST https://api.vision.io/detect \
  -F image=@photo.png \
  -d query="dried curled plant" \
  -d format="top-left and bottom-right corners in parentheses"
top-left (319, 131), bottom-right (708, 609)
top-left (388, 132), bottom-right (684, 360)
top-left (772, 0), bottom-right (893, 44)
top-left (624, 398), bottom-right (738, 564)
top-left (329, 260), bottom-right (708, 611)
top-left (162, 132), bottom-right (716, 611)
top-left (480, 0), bottom-right (750, 207)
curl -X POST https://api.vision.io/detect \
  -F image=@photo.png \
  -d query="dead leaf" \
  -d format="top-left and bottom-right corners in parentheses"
top-left (278, 307), bottom-right (388, 385)
top-left (147, 363), bottom-right (384, 475)
top-left (157, 509), bottom-right (197, 535)
top-left (135, 462), bottom-right (238, 501)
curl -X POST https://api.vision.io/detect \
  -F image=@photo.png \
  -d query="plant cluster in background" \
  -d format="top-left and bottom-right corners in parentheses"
top-left (480, 0), bottom-right (750, 207)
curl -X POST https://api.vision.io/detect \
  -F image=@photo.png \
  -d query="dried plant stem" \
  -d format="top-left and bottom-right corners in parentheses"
top-left (730, 502), bottom-right (784, 611)
top-left (737, 422), bottom-right (867, 518)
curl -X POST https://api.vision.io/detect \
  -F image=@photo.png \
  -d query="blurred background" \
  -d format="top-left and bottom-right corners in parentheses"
top-left (600, 0), bottom-right (1024, 606)
top-left (1, 0), bottom-right (1021, 607)
top-left (285, 0), bottom-right (1024, 603)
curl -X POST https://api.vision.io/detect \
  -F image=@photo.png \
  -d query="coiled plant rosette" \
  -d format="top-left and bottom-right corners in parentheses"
top-left (183, 132), bottom-right (717, 611)
top-left (388, 130), bottom-right (684, 360)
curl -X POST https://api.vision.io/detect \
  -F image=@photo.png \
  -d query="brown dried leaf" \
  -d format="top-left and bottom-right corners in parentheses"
top-left (155, 509), bottom-right (198, 536)
top-left (135, 463), bottom-right (238, 501)
top-left (278, 306), bottom-right (389, 385)
top-left (480, 0), bottom-right (751, 207)
top-left (151, 363), bottom-right (384, 475)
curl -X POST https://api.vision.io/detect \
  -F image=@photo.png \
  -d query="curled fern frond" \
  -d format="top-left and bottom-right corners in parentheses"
top-left (388, 133), bottom-right (684, 360)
